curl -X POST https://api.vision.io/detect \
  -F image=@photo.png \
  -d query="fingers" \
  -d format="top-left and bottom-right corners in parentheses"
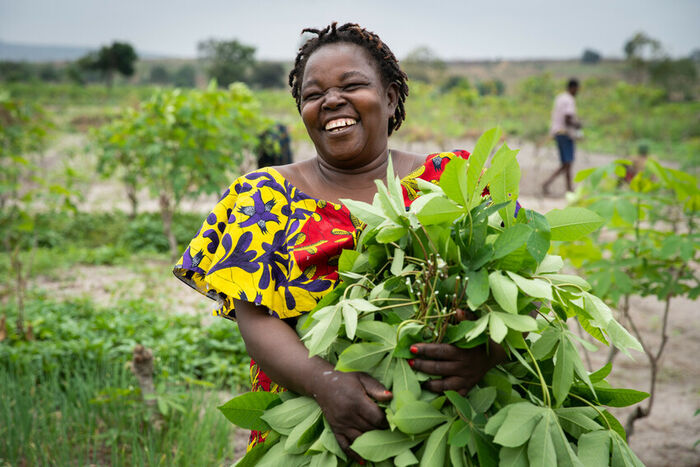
top-left (335, 433), bottom-right (365, 465)
top-left (411, 357), bottom-right (463, 376)
top-left (410, 342), bottom-right (463, 361)
top-left (358, 373), bottom-right (393, 403)
top-left (423, 376), bottom-right (476, 395)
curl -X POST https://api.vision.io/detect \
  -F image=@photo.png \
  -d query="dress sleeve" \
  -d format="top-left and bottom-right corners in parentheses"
top-left (173, 170), bottom-right (320, 320)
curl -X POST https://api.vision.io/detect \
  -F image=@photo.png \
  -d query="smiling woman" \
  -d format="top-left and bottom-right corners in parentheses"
top-left (172, 22), bottom-right (503, 462)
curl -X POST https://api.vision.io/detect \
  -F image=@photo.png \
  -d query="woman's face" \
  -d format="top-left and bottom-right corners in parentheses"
top-left (300, 42), bottom-right (398, 170)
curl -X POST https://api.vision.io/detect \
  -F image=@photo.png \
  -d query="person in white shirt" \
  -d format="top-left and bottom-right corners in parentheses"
top-left (542, 79), bottom-right (581, 194)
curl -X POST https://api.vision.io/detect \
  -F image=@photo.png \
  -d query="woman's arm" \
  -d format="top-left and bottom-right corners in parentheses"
top-left (234, 299), bottom-right (392, 459)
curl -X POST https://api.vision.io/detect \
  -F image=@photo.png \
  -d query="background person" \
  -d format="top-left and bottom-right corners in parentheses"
top-left (542, 78), bottom-right (582, 194)
top-left (173, 23), bottom-right (504, 461)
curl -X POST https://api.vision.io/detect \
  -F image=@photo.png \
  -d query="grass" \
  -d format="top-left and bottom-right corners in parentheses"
top-left (0, 359), bottom-right (236, 466)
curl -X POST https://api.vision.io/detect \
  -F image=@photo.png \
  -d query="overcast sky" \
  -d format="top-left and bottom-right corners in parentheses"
top-left (1, 0), bottom-right (698, 60)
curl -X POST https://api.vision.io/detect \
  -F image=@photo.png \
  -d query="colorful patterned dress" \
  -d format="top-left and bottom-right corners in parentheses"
top-left (173, 150), bottom-right (470, 447)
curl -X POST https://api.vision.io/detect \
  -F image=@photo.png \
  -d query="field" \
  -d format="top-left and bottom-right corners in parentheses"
top-left (1, 66), bottom-right (699, 466)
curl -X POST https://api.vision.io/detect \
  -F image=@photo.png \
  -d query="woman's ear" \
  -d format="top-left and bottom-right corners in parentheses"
top-left (386, 82), bottom-right (399, 114)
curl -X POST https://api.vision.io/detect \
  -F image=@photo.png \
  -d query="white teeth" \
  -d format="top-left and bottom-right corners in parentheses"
top-left (325, 118), bottom-right (357, 131)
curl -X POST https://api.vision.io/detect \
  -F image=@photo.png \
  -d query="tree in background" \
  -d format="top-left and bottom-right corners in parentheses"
top-left (623, 32), bottom-right (663, 83)
top-left (476, 78), bottom-right (505, 96)
top-left (78, 41), bottom-right (138, 86)
top-left (173, 64), bottom-right (197, 88)
top-left (581, 49), bottom-right (602, 64)
top-left (198, 39), bottom-right (256, 87)
top-left (0, 92), bottom-right (75, 337)
top-left (148, 65), bottom-right (170, 85)
top-left (402, 46), bottom-right (446, 83)
top-left (250, 61), bottom-right (286, 89)
top-left (91, 82), bottom-right (268, 257)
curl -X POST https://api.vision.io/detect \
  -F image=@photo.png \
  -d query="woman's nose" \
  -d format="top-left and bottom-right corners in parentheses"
top-left (321, 88), bottom-right (345, 109)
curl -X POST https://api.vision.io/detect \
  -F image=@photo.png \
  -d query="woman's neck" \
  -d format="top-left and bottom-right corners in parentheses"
top-left (314, 150), bottom-right (392, 191)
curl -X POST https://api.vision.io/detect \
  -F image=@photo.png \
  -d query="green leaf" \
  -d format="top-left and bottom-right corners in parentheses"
top-left (217, 392), bottom-right (281, 431)
top-left (527, 410), bottom-right (557, 467)
top-left (555, 407), bottom-right (603, 438)
top-left (488, 271), bottom-right (518, 313)
top-left (303, 308), bottom-right (341, 357)
top-left (284, 406), bottom-right (322, 454)
top-left (465, 268), bottom-right (490, 309)
top-left (493, 402), bottom-right (543, 447)
top-left (467, 127), bottom-right (502, 202)
top-left (506, 272), bottom-right (553, 300)
top-left (392, 400), bottom-right (448, 434)
top-left (475, 143), bottom-right (519, 207)
top-left (549, 417), bottom-right (584, 467)
top-left (395, 449), bottom-right (419, 466)
top-left (261, 396), bottom-right (318, 433)
top-left (356, 320), bottom-right (396, 346)
top-left (489, 313), bottom-right (508, 343)
top-left (493, 224), bottom-right (532, 259)
top-left (449, 443), bottom-right (467, 467)
top-left (419, 421), bottom-right (450, 467)
top-left (412, 193), bottom-right (464, 225)
top-left (448, 419), bottom-right (471, 447)
top-left (553, 337), bottom-right (574, 406)
top-left (445, 390), bottom-right (474, 420)
top-left (375, 180), bottom-right (403, 224)
top-left (590, 363), bottom-right (613, 383)
top-left (340, 198), bottom-right (386, 227)
top-left (490, 153), bottom-right (520, 227)
top-left (577, 430), bottom-right (610, 467)
top-left (571, 385), bottom-right (649, 408)
top-left (309, 451), bottom-right (337, 467)
top-left (350, 430), bottom-right (421, 462)
top-left (335, 342), bottom-right (390, 372)
top-left (377, 224), bottom-right (408, 243)
top-left (499, 444), bottom-right (529, 467)
top-left (320, 422), bottom-right (347, 461)
top-left (545, 207), bottom-right (604, 241)
top-left (496, 311), bottom-right (538, 332)
top-left (391, 247), bottom-right (405, 276)
top-left (532, 327), bottom-right (560, 359)
top-left (234, 432), bottom-right (279, 467)
top-left (438, 154), bottom-right (468, 205)
top-left (536, 255), bottom-right (564, 274)
top-left (468, 386), bottom-right (497, 413)
top-left (611, 430), bottom-right (645, 467)
top-left (392, 358), bottom-right (421, 397)
top-left (341, 304), bottom-right (358, 340)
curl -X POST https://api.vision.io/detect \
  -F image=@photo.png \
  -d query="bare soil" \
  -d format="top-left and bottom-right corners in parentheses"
top-left (35, 135), bottom-right (699, 466)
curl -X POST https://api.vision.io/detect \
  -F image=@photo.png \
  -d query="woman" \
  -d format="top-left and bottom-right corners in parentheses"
top-left (174, 23), bottom-right (504, 461)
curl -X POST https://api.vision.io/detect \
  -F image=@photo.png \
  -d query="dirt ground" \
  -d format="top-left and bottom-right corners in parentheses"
top-left (36, 135), bottom-right (699, 466)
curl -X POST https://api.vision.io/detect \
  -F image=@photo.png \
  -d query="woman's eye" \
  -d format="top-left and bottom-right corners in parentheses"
top-left (344, 83), bottom-right (365, 91)
top-left (303, 93), bottom-right (321, 101)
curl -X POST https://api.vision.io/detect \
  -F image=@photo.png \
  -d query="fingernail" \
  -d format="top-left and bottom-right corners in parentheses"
top-left (408, 359), bottom-right (415, 367)
top-left (384, 390), bottom-right (392, 395)
top-left (358, 460), bottom-right (365, 465)
top-left (410, 345), bottom-right (418, 354)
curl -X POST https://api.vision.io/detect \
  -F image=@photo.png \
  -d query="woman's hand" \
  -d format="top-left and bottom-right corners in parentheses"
top-left (311, 370), bottom-right (392, 463)
top-left (409, 341), bottom-right (506, 396)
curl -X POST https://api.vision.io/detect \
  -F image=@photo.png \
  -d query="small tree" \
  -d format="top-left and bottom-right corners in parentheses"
top-left (0, 93), bottom-right (74, 336)
top-left (249, 61), bottom-right (286, 89)
top-left (148, 65), bottom-right (171, 85)
top-left (79, 41), bottom-right (138, 86)
top-left (581, 49), bottom-right (602, 64)
top-left (565, 159), bottom-right (699, 436)
top-left (198, 39), bottom-right (256, 87)
top-left (92, 82), bottom-right (268, 257)
top-left (402, 46), bottom-right (446, 83)
top-left (172, 64), bottom-right (197, 88)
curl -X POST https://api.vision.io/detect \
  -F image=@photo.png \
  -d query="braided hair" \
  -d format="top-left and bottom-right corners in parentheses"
top-left (289, 22), bottom-right (409, 136)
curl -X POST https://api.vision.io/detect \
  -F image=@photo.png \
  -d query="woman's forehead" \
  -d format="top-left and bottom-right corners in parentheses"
top-left (302, 42), bottom-right (381, 84)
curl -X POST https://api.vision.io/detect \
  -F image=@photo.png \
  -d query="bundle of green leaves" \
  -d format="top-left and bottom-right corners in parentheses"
top-left (221, 128), bottom-right (648, 466)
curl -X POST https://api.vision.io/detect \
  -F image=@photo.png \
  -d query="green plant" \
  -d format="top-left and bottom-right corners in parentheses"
top-left (0, 92), bottom-right (76, 336)
top-left (91, 82), bottom-right (268, 256)
top-left (221, 129), bottom-right (646, 466)
top-left (563, 158), bottom-right (699, 435)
